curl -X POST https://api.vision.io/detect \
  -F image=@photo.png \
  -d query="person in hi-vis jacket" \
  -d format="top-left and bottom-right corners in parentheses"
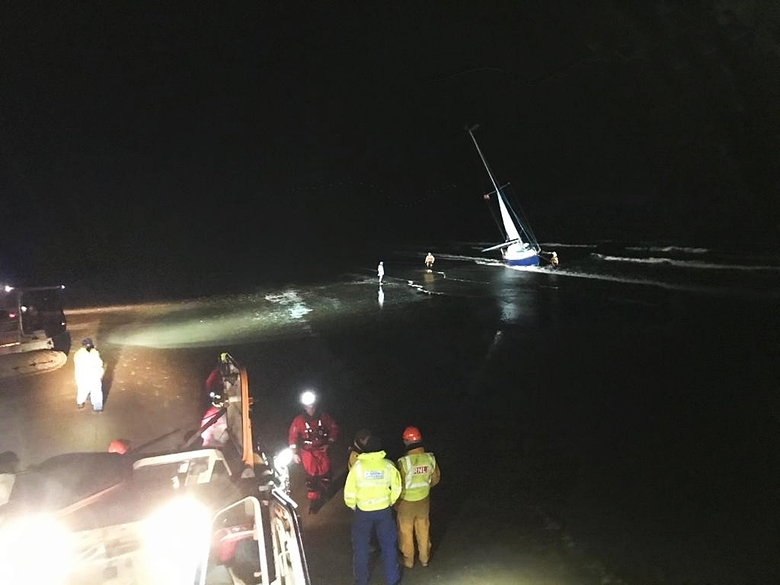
top-left (344, 435), bottom-right (402, 585)
top-left (395, 426), bottom-right (440, 569)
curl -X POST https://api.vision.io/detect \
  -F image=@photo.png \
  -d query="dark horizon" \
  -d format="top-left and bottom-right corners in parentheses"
top-left (3, 3), bottom-right (779, 284)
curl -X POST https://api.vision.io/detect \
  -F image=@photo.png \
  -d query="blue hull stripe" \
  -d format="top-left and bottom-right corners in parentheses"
top-left (505, 255), bottom-right (539, 267)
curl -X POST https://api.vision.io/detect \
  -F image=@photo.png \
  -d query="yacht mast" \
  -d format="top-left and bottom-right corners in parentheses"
top-left (466, 124), bottom-right (502, 199)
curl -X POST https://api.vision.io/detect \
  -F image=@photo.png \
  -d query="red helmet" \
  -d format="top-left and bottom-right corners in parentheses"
top-left (402, 426), bottom-right (422, 443)
top-left (108, 439), bottom-right (129, 455)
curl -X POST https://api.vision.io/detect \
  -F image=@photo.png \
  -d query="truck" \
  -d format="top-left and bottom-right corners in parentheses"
top-left (0, 284), bottom-right (67, 356)
top-left (0, 353), bottom-right (311, 585)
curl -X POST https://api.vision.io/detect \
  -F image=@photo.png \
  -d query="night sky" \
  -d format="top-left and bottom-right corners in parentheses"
top-left (2, 2), bottom-right (778, 284)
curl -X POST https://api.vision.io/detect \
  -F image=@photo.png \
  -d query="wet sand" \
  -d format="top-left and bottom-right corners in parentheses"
top-left (0, 299), bottom-right (606, 584)
top-left (7, 254), bottom-right (777, 585)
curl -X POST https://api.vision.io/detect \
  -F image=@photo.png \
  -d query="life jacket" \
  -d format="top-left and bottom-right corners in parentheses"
top-left (301, 416), bottom-right (330, 449)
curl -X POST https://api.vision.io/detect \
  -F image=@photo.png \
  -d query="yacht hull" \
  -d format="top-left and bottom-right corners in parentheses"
top-left (504, 245), bottom-right (539, 266)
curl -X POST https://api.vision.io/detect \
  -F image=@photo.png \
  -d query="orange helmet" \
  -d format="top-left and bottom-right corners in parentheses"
top-left (108, 439), bottom-right (129, 455)
top-left (402, 426), bottom-right (422, 443)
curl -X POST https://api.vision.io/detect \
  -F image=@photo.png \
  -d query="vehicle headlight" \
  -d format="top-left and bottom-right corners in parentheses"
top-left (0, 515), bottom-right (74, 584)
top-left (140, 497), bottom-right (211, 583)
top-left (274, 448), bottom-right (293, 472)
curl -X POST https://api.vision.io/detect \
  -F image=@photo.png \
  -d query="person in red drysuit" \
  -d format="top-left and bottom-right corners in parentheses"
top-left (287, 389), bottom-right (339, 506)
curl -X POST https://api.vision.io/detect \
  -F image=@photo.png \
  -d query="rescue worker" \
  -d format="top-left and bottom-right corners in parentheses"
top-left (200, 403), bottom-right (228, 446)
top-left (74, 338), bottom-right (105, 412)
top-left (204, 364), bottom-right (222, 399)
top-left (377, 261), bottom-right (385, 284)
top-left (201, 364), bottom-right (228, 447)
top-left (343, 435), bottom-right (402, 585)
top-left (288, 390), bottom-right (339, 506)
top-left (551, 251), bottom-right (559, 267)
top-left (396, 426), bottom-right (440, 569)
top-left (424, 252), bottom-right (435, 269)
top-left (348, 428), bottom-right (373, 470)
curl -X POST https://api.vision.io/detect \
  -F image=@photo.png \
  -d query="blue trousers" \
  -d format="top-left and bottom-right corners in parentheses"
top-left (351, 507), bottom-right (400, 585)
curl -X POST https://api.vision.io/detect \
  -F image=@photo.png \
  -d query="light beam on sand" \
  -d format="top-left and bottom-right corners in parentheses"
top-left (105, 293), bottom-right (317, 349)
top-left (111, 312), bottom-right (283, 348)
top-left (101, 285), bottom-right (404, 349)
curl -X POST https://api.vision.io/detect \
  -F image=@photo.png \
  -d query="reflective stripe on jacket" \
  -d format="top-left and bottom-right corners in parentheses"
top-left (343, 450), bottom-right (401, 511)
top-left (397, 450), bottom-right (437, 502)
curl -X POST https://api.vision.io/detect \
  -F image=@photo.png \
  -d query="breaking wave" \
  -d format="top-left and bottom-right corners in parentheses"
top-left (594, 254), bottom-right (780, 272)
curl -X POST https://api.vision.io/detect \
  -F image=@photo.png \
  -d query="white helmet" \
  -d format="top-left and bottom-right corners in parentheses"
top-left (300, 390), bottom-right (317, 407)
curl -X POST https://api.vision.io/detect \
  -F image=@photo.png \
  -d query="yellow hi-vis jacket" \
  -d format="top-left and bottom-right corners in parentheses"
top-left (397, 447), bottom-right (440, 502)
top-left (344, 451), bottom-right (401, 511)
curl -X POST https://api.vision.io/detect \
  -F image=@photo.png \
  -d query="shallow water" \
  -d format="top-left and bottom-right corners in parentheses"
top-left (69, 241), bottom-right (780, 583)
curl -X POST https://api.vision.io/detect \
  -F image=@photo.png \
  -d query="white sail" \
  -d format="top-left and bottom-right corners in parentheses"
top-left (497, 190), bottom-right (522, 243)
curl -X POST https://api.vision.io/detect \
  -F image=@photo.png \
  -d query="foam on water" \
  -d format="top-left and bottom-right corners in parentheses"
top-left (595, 253), bottom-right (780, 272)
top-left (397, 241), bottom-right (780, 300)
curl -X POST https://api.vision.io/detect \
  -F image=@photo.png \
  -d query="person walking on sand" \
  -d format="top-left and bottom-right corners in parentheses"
top-left (288, 389), bottom-right (339, 511)
top-left (424, 252), bottom-right (435, 270)
top-left (377, 261), bottom-right (385, 284)
top-left (396, 426), bottom-right (440, 569)
top-left (74, 338), bottom-right (105, 412)
top-left (344, 435), bottom-right (402, 585)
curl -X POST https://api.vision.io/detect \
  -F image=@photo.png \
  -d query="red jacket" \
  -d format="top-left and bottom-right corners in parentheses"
top-left (288, 411), bottom-right (339, 451)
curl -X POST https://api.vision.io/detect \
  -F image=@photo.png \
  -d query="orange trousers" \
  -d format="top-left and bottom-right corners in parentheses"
top-left (396, 496), bottom-right (431, 567)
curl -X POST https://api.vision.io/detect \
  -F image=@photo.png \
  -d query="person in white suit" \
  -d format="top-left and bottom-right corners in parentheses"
top-left (74, 338), bottom-right (105, 412)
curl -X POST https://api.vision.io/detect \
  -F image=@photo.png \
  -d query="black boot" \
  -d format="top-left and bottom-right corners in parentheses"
top-left (318, 475), bottom-right (330, 499)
